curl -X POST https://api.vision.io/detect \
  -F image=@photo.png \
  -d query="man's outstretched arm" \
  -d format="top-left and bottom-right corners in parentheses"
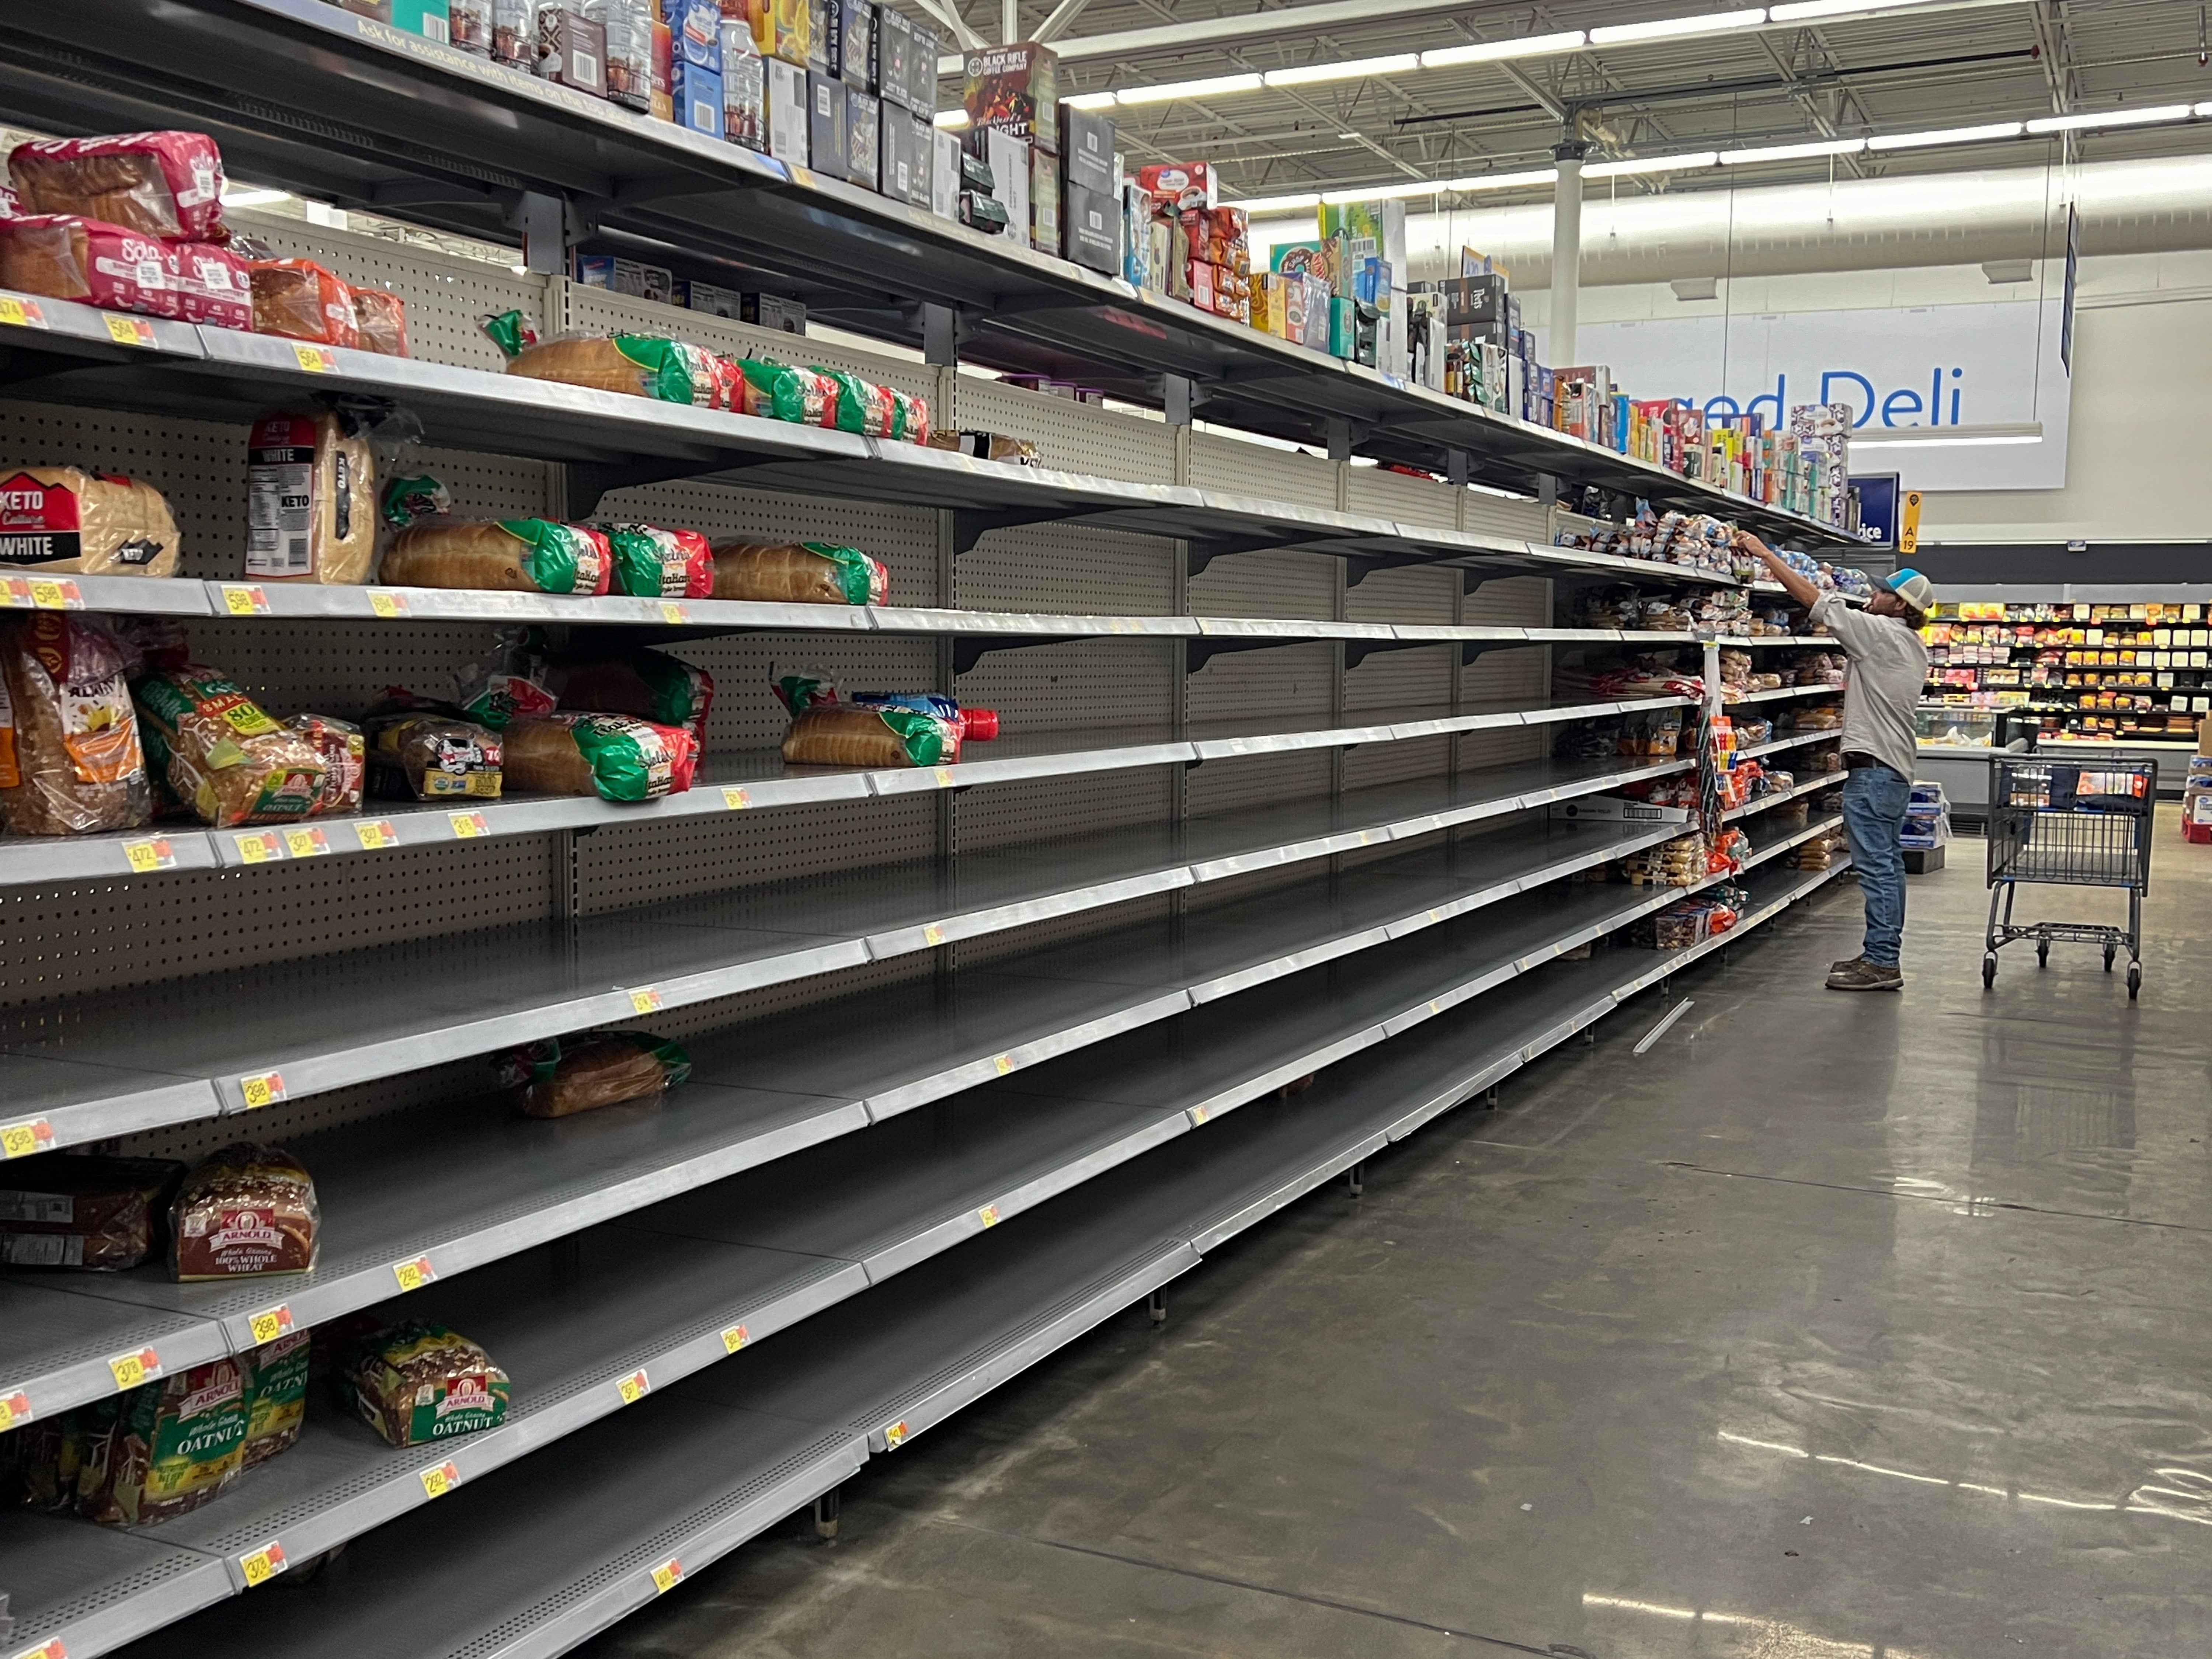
top-left (1733, 531), bottom-right (1822, 612)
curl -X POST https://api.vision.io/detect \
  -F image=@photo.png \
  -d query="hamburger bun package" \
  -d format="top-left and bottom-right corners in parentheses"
top-left (0, 612), bottom-right (152, 836)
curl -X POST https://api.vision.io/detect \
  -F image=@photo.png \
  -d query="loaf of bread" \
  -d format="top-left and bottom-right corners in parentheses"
top-left (173, 242), bottom-right (251, 330)
top-left (497, 1030), bottom-right (692, 1118)
top-left (289, 714), bottom-right (364, 814)
top-left (480, 311), bottom-right (736, 406)
top-left (0, 613), bottom-right (152, 836)
top-left (80, 1358), bottom-right (250, 1526)
top-left (0, 1155), bottom-right (184, 1272)
top-left (132, 666), bottom-right (326, 827)
top-left (8, 131), bottom-right (228, 241)
top-left (343, 1324), bottom-right (509, 1448)
top-left (710, 539), bottom-right (887, 605)
top-left (0, 466), bottom-right (181, 576)
top-left (169, 1143), bottom-right (319, 1281)
top-left (246, 410), bottom-right (377, 583)
top-left (381, 519), bottom-right (613, 595)
top-left (241, 1329), bottom-right (309, 1469)
top-left (349, 286), bottom-right (408, 356)
top-left (548, 650), bottom-right (713, 747)
top-left (601, 523), bottom-right (713, 598)
top-left (0, 215), bottom-right (180, 317)
top-left (365, 713), bottom-right (502, 800)
top-left (782, 702), bottom-right (959, 768)
top-left (247, 258), bottom-right (358, 347)
top-left (503, 712), bottom-right (691, 800)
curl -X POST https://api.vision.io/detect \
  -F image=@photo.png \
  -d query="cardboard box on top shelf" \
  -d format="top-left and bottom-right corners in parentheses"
top-left (981, 128), bottom-right (1031, 248)
top-left (963, 41), bottom-right (1060, 151)
top-left (577, 255), bottom-right (674, 303)
top-left (1061, 180), bottom-right (1119, 274)
top-left (1136, 161), bottom-right (1215, 209)
top-left (931, 128), bottom-right (961, 218)
top-left (830, 0), bottom-right (876, 90)
top-left (1030, 147), bottom-right (1060, 250)
top-left (875, 3), bottom-right (913, 108)
top-left (766, 55), bottom-right (809, 163)
top-left (741, 292), bottom-right (807, 332)
top-left (768, 0), bottom-right (810, 67)
top-left (906, 19), bottom-right (941, 117)
top-left (537, 9), bottom-right (609, 94)
top-left (882, 104), bottom-right (933, 206)
top-left (806, 0), bottom-right (831, 73)
top-left (1060, 105), bottom-right (1116, 197)
top-left (845, 86), bottom-right (881, 190)
top-left (671, 57), bottom-right (724, 135)
top-left (673, 278), bottom-right (741, 317)
top-left (807, 69), bottom-right (848, 176)
top-left (650, 9), bottom-right (674, 121)
top-left (722, 25), bottom-right (767, 150)
top-left (390, 0), bottom-right (450, 41)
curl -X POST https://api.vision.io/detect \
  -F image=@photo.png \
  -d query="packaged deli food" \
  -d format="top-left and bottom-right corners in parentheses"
top-left (481, 309), bottom-right (737, 407)
top-left (133, 665), bottom-right (327, 827)
top-left (241, 1329), bottom-right (310, 1468)
top-left (503, 712), bottom-right (692, 800)
top-left (366, 713), bottom-right (503, 800)
top-left (349, 285), bottom-right (409, 356)
top-left (600, 522), bottom-right (714, 598)
top-left (0, 466), bottom-right (181, 576)
top-left (0, 216), bottom-right (180, 317)
top-left (783, 702), bottom-right (959, 768)
top-left (344, 1324), bottom-right (511, 1447)
top-left (709, 539), bottom-right (887, 606)
top-left (7, 131), bottom-right (228, 241)
top-left (81, 1358), bottom-right (250, 1526)
top-left (172, 240), bottom-right (252, 330)
top-left (549, 650), bottom-right (713, 748)
top-left (0, 1155), bottom-right (184, 1271)
top-left (247, 258), bottom-right (359, 348)
top-left (496, 1030), bottom-right (693, 1117)
top-left (0, 613), bottom-right (153, 836)
top-left (289, 713), bottom-right (365, 814)
top-left (247, 408), bottom-right (378, 583)
top-left (381, 519), bottom-right (614, 595)
top-left (170, 1143), bottom-right (319, 1281)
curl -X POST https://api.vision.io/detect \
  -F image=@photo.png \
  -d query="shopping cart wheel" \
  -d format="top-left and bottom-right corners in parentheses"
top-left (2037, 940), bottom-right (2049, 968)
top-left (2104, 943), bottom-right (2117, 972)
top-left (2128, 963), bottom-right (2142, 1000)
top-left (1982, 952), bottom-right (1997, 990)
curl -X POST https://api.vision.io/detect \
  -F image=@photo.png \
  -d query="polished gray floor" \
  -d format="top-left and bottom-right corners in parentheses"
top-left (581, 811), bottom-right (2212, 1658)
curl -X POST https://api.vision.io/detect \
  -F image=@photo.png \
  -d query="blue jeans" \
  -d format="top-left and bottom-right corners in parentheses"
top-left (1843, 764), bottom-right (1910, 967)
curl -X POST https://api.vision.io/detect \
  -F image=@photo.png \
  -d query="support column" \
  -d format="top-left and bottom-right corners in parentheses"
top-left (1550, 141), bottom-right (1587, 369)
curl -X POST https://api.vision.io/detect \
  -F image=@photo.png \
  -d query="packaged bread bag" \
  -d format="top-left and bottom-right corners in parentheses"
top-left (503, 712), bottom-right (693, 800)
top-left (81, 1358), bottom-right (251, 1526)
top-left (381, 519), bottom-right (613, 595)
top-left (0, 466), bottom-right (181, 576)
top-left (481, 309), bottom-right (737, 408)
top-left (349, 286), bottom-right (409, 356)
top-left (247, 257), bottom-right (359, 347)
top-left (0, 612), bottom-right (152, 835)
top-left (0, 1155), bottom-right (184, 1271)
top-left (549, 648), bottom-right (713, 748)
top-left (496, 1030), bottom-right (692, 1117)
top-left (173, 241), bottom-right (253, 330)
top-left (0, 216), bottom-right (181, 317)
top-left (7, 131), bottom-right (227, 241)
top-left (132, 664), bottom-right (327, 827)
top-left (241, 1329), bottom-right (311, 1468)
top-left (289, 713), bottom-right (365, 814)
top-left (599, 522), bottom-right (713, 598)
top-left (344, 1324), bottom-right (510, 1447)
top-left (710, 539), bottom-right (886, 606)
top-left (365, 711), bottom-right (503, 800)
top-left (170, 1143), bottom-right (319, 1280)
top-left (247, 409), bottom-right (378, 582)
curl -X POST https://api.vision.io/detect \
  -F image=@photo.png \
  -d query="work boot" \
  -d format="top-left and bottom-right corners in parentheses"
top-left (1830, 954), bottom-right (1864, 974)
top-left (1827, 958), bottom-right (1902, 992)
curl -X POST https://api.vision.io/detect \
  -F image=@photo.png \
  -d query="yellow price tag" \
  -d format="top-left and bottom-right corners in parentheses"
top-left (355, 819), bottom-right (399, 850)
top-left (616, 1368), bottom-right (651, 1405)
top-left (284, 827), bottom-right (331, 858)
top-left (239, 1540), bottom-right (289, 1587)
top-left (367, 589), bottom-right (408, 619)
top-left (247, 1305), bottom-right (295, 1345)
top-left (720, 1323), bottom-right (749, 1354)
top-left (883, 1420), bottom-right (911, 1448)
top-left (922, 924), bottom-right (945, 946)
top-left (0, 1388), bottom-right (31, 1432)
top-left (0, 294), bottom-right (46, 328)
top-left (28, 578), bottom-right (79, 609)
top-left (220, 584), bottom-right (270, 616)
top-left (992, 1054), bottom-right (1013, 1075)
top-left (392, 1254), bottom-right (437, 1293)
top-left (448, 810), bottom-right (489, 837)
top-left (108, 1347), bottom-right (159, 1391)
top-left (292, 343), bottom-right (336, 373)
top-left (978, 1204), bottom-right (1001, 1227)
top-left (659, 601), bottom-right (689, 624)
top-left (650, 1559), bottom-right (684, 1595)
top-left (104, 313), bottom-right (154, 347)
top-left (933, 766), bottom-right (954, 786)
top-left (1, 1119), bottom-right (54, 1159)
top-left (239, 1070), bottom-right (286, 1109)
top-left (122, 836), bottom-right (176, 873)
top-left (14, 1639), bottom-right (67, 1659)
top-left (1190, 1105), bottom-right (1210, 1125)
top-left (234, 830), bottom-right (284, 864)
top-left (419, 1459), bottom-right (460, 1499)
top-left (722, 785), bottom-right (751, 810)
top-left (629, 987), bottom-right (664, 1015)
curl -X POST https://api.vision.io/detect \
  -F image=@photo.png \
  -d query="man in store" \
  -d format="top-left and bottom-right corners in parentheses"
top-left (1733, 533), bottom-right (1933, 992)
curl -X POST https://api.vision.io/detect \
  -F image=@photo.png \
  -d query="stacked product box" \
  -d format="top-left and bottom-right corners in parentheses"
top-left (2184, 753), bottom-right (2212, 844)
top-left (1059, 103), bottom-right (1120, 275)
top-left (964, 41), bottom-right (1057, 247)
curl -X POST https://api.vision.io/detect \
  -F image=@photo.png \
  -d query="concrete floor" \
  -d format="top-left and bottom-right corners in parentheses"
top-left (581, 810), bottom-right (2212, 1659)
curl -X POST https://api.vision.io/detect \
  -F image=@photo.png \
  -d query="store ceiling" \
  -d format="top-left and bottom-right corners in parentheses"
top-left (947, 0), bottom-right (2210, 205)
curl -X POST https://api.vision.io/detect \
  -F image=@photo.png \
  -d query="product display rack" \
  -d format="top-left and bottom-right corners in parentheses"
top-left (0, 41), bottom-right (1865, 1659)
top-left (1922, 598), bottom-right (2210, 741)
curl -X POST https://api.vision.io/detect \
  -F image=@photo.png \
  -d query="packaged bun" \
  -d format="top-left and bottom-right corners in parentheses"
top-left (132, 665), bottom-right (327, 826)
top-left (349, 286), bottom-right (408, 356)
top-left (710, 539), bottom-right (886, 605)
top-left (288, 713), bottom-right (364, 814)
top-left (601, 523), bottom-right (713, 598)
top-left (381, 519), bottom-right (613, 595)
top-left (0, 613), bottom-right (152, 836)
top-left (247, 258), bottom-right (358, 347)
top-left (503, 712), bottom-right (692, 800)
top-left (0, 216), bottom-right (180, 317)
top-left (366, 713), bottom-right (502, 800)
top-left (7, 131), bottom-right (227, 241)
top-left (343, 1324), bottom-right (509, 1447)
top-left (168, 1144), bottom-right (319, 1281)
top-left (496, 1030), bottom-right (692, 1117)
top-left (246, 409), bottom-right (377, 583)
top-left (549, 649), bottom-right (713, 748)
top-left (0, 1155), bottom-right (184, 1271)
top-left (480, 309), bottom-right (736, 406)
top-left (172, 241), bottom-right (252, 330)
top-left (0, 466), bottom-right (181, 576)
top-left (783, 702), bottom-right (959, 768)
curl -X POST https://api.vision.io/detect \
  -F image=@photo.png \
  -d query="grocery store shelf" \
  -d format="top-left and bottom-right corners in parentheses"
top-left (1723, 682), bottom-right (1847, 707)
top-left (1738, 729), bottom-right (1845, 761)
top-left (1732, 810), bottom-right (1845, 876)
top-left (1723, 773), bottom-right (1838, 823)
top-left (1711, 635), bottom-right (1834, 647)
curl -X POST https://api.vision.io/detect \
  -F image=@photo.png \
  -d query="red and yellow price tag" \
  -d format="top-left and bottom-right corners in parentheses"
top-left (933, 766), bottom-right (955, 787)
top-left (234, 828), bottom-right (284, 864)
top-left (649, 1558), bottom-right (684, 1595)
top-left (122, 836), bottom-right (176, 873)
top-left (720, 1323), bottom-right (749, 1354)
top-left (219, 584), bottom-right (271, 616)
top-left (239, 1539), bottom-right (289, 1587)
top-left (659, 601), bottom-right (690, 625)
top-left (392, 1253), bottom-right (438, 1293)
top-left (104, 313), bottom-right (154, 347)
top-left (292, 343), bottom-right (337, 373)
top-left (992, 1053), bottom-right (1013, 1076)
top-left (0, 1388), bottom-right (31, 1431)
top-left (0, 293), bottom-right (48, 328)
top-left (366, 589), bottom-right (408, 619)
top-left (418, 1458), bottom-right (461, 1499)
top-left (355, 819), bottom-right (399, 851)
top-left (239, 1071), bottom-right (286, 1110)
top-left (247, 1305), bottom-right (295, 1345)
top-left (922, 924), bottom-right (945, 947)
top-left (977, 1204), bottom-right (1001, 1228)
top-left (629, 986), bottom-right (664, 1015)
top-left (28, 578), bottom-right (80, 610)
top-left (11, 1638), bottom-right (67, 1659)
top-left (1, 1118), bottom-right (55, 1159)
top-left (883, 1420), bottom-right (911, 1448)
top-left (108, 1347), bottom-right (160, 1391)
top-left (722, 785), bottom-right (751, 810)
top-left (1189, 1105), bottom-right (1211, 1126)
top-left (616, 1368), bottom-right (651, 1406)
top-left (448, 809), bottom-right (490, 838)
top-left (284, 827), bottom-right (331, 859)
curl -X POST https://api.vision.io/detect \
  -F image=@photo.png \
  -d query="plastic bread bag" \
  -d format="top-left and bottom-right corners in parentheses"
top-left (288, 714), bottom-right (364, 815)
top-left (495, 1030), bottom-right (693, 1118)
top-left (364, 712), bottom-right (503, 800)
top-left (169, 1144), bottom-right (319, 1281)
top-left (0, 1155), bottom-right (184, 1272)
top-left (734, 356), bottom-right (830, 425)
top-left (0, 466), bottom-right (181, 577)
top-left (0, 613), bottom-right (152, 836)
top-left (502, 712), bottom-right (691, 801)
top-left (349, 285), bottom-right (409, 357)
top-left (549, 648), bottom-right (714, 747)
top-left (342, 1324), bottom-right (510, 1448)
top-left (452, 630), bottom-right (558, 729)
top-left (80, 1359), bottom-right (250, 1526)
top-left (481, 310), bottom-right (731, 406)
top-left (382, 518), bottom-right (613, 595)
top-left (247, 258), bottom-right (359, 347)
top-left (8, 131), bottom-right (227, 241)
top-left (0, 215), bottom-right (182, 317)
top-left (812, 366), bottom-right (895, 436)
top-left (599, 522), bottom-right (715, 598)
top-left (132, 665), bottom-right (326, 827)
top-left (710, 539), bottom-right (886, 605)
top-left (888, 387), bottom-right (931, 445)
top-left (783, 702), bottom-right (959, 768)
top-left (172, 241), bottom-right (252, 330)
top-left (246, 407), bottom-right (378, 583)
top-left (241, 1329), bottom-right (310, 1468)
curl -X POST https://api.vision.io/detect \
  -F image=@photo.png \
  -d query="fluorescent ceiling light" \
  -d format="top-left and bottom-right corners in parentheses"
top-left (1319, 178), bottom-right (1456, 202)
top-left (1438, 167), bottom-right (1562, 191)
top-left (1114, 72), bottom-right (1265, 103)
top-left (1266, 52), bottom-right (1419, 86)
top-left (2025, 104), bottom-right (2194, 134)
top-left (1769, 0), bottom-right (1937, 17)
top-left (2200, 101), bottom-right (2212, 117)
top-left (1721, 136), bottom-right (1866, 164)
top-left (1585, 150), bottom-right (1719, 176)
top-left (1867, 120), bottom-right (2024, 150)
top-left (933, 109), bottom-right (970, 128)
top-left (1235, 192), bottom-right (1324, 214)
top-left (221, 187), bottom-right (290, 206)
top-left (1061, 91), bottom-right (1117, 109)
top-left (1588, 8), bottom-right (1766, 46)
top-left (1419, 29), bottom-right (1586, 67)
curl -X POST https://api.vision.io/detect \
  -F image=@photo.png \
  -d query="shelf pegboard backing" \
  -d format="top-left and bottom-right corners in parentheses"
top-left (1346, 643), bottom-right (1451, 715)
top-left (574, 793), bottom-right (940, 914)
top-left (1189, 431), bottom-right (1340, 511)
top-left (953, 637), bottom-right (1176, 743)
top-left (1185, 748), bottom-right (1334, 819)
top-left (957, 525), bottom-right (1175, 617)
top-left (1464, 575), bottom-right (1551, 627)
top-left (1187, 639), bottom-right (1334, 734)
top-left (954, 765), bottom-right (1176, 856)
top-left (952, 379), bottom-right (1175, 487)
top-left (670, 632), bottom-right (939, 751)
top-left (1344, 732), bottom-right (1450, 793)
top-left (0, 834), bottom-right (556, 1010)
top-left (1345, 564), bottom-right (1455, 627)
top-left (1190, 549), bottom-right (1340, 621)
top-left (954, 889), bottom-right (1177, 969)
top-left (1464, 488), bottom-right (1548, 541)
top-left (1345, 468), bottom-right (1457, 530)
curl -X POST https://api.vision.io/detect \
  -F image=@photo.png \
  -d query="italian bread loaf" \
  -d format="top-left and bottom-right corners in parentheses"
top-left (782, 703), bottom-right (958, 768)
top-left (710, 539), bottom-right (887, 605)
top-left (381, 520), bottom-right (613, 595)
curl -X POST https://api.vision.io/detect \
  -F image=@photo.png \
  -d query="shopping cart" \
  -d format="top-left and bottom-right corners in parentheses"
top-left (1983, 757), bottom-right (2156, 998)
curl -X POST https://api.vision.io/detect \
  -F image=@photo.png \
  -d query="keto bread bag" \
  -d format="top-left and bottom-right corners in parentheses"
top-left (550, 650), bottom-right (713, 748)
top-left (710, 539), bottom-right (886, 606)
top-left (169, 1143), bottom-right (320, 1281)
top-left (247, 408), bottom-right (377, 582)
top-left (132, 664), bottom-right (328, 827)
top-left (80, 1358), bottom-right (251, 1526)
top-left (381, 519), bottom-right (614, 595)
top-left (247, 258), bottom-right (358, 347)
top-left (600, 522), bottom-right (714, 598)
top-left (0, 1155), bottom-right (184, 1271)
top-left (481, 309), bottom-right (737, 407)
top-left (343, 1324), bottom-right (510, 1448)
top-left (0, 215), bottom-right (180, 317)
top-left (0, 466), bottom-right (181, 576)
top-left (0, 612), bottom-right (153, 835)
top-left (365, 712), bottom-right (502, 800)
top-left (7, 131), bottom-right (228, 241)
top-left (496, 1030), bottom-right (692, 1117)
top-left (503, 712), bottom-right (692, 800)
top-left (241, 1329), bottom-right (310, 1468)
